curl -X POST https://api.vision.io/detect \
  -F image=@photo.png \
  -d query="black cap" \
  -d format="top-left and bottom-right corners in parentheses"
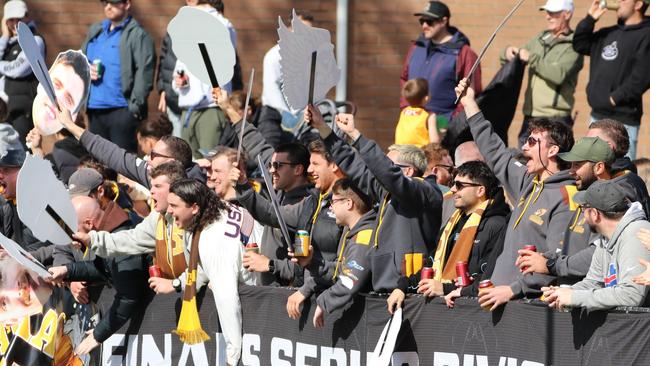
top-left (414, 1), bottom-right (451, 19)
top-left (573, 180), bottom-right (631, 213)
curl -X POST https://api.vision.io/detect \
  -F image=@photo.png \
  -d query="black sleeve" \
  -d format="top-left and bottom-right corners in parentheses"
top-left (65, 260), bottom-right (108, 283)
top-left (573, 15), bottom-right (597, 56)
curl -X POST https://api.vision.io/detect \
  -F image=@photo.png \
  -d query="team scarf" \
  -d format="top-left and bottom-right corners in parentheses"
top-left (173, 229), bottom-right (210, 344)
top-left (432, 199), bottom-right (491, 282)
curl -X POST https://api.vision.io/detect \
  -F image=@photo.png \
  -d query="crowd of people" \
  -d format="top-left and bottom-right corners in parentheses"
top-left (1, 0), bottom-right (650, 365)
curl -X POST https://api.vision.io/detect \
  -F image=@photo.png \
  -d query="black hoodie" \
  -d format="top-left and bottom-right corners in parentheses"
top-left (573, 15), bottom-right (650, 125)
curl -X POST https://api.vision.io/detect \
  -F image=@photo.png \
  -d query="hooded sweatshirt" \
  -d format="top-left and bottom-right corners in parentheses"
top-left (323, 132), bottom-right (443, 292)
top-left (573, 15), bottom-right (650, 125)
top-left (401, 28), bottom-right (481, 118)
top-left (468, 112), bottom-right (589, 297)
top-left (314, 210), bottom-right (376, 314)
top-left (571, 202), bottom-right (650, 309)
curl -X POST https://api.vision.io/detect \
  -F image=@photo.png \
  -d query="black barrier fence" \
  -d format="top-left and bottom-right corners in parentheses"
top-left (97, 285), bottom-right (650, 365)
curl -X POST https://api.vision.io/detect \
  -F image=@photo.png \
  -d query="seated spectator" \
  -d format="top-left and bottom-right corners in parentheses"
top-left (49, 196), bottom-right (147, 359)
top-left (291, 178), bottom-right (375, 328)
top-left (136, 114), bottom-right (174, 158)
top-left (387, 161), bottom-right (509, 313)
top-left (543, 180), bottom-right (650, 310)
top-left (395, 78), bottom-right (442, 147)
top-left (166, 179), bottom-right (255, 365)
top-left (455, 79), bottom-right (590, 309)
top-left (305, 106), bottom-right (443, 295)
top-left (422, 142), bottom-right (454, 190)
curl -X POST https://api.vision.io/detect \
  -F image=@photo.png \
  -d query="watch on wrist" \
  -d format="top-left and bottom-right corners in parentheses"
top-left (268, 259), bottom-right (275, 273)
top-left (172, 278), bottom-right (182, 293)
top-left (546, 258), bottom-right (556, 274)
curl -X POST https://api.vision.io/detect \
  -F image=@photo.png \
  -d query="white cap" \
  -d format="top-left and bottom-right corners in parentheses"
top-left (539, 0), bottom-right (573, 12)
top-left (4, 0), bottom-right (28, 20)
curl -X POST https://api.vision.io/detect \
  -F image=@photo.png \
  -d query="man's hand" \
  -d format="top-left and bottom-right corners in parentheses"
top-left (148, 277), bottom-right (175, 294)
top-left (48, 266), bottom-right (69, 284)
top-left (304, 104), bottom-right (331, 138)
top-left (515, 249), bottom-right (549, 275)
top-left (89, 64), bottom-right (99, 81)
top-left (455, 78), bottom-right (480, 118)
top-left (158, 91), bottom-right (167, 113)
top-left (313, 305), bottom-right (325, 328)
top-left (334, 113), bottom-right (361, 141)
top-left (26, 128), bottom-right (43, 151)
top-left (71, 231), bottom-right (91, 251)
top-left (286, 291), bottom-right (306, 319)
top-left (75, 330), bottom-right (100, 355)
top-left (588, 0), bottom-right (607, 20)
top-left (633, 258), bottom-right (650, 286)
top-left (212, 87), bottom-right (229, 110)
top-left (505, 46), bottom-right (519, 61)
top-left (543, 286), bottom-right (572, 310)
top-left (243, 252), bottom-right (271, 273)
top-left (1, 18), bottom-right (10, 38)
top-left (477, 285), bottom-right (514, 311)
top-left (55, 107), bottom-right (84, 140)
top-left (387, 288), bottom-right (405, 315)
top-left (444, 287), bottom-right (462, 309)
top-left (288, 245), bottom-right (313, 268)
top-left (417, 279), bottom-right (444, 297)
top-left (518, 49), bottom-right (530, 63)
top-left (70, 281), bottom-right (89, 304)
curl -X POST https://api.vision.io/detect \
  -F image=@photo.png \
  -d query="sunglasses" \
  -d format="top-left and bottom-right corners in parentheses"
top-left (268, 161), bottom-right (297, 170)
top-left (452, 180), bottom-right (482, 191)
top-left (150, 150), bottom-right (174, 160)
top-left (100, 0), bottom-right (127, 5)
top-left (330, 197), bottom-right (349, 205)
top-left (419, 17), bottom-right (436, 26)
top-left (526, 136), bottom-right (559, 148)
top-left (435, 164), bottom-right (456, 174)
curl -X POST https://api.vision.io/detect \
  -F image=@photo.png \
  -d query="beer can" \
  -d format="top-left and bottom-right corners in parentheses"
top-left (148, 265), bottom-right (162, 278)
top-left (245, 242), bottom-right (259, 254)
top-left (478, 279), bottom-right (494, 311)
top-left (523, 245), bottom-right (537, 252)
top-left (600, 0), bottom-right (619, 10)
top-left (456, 261), bottom-right (473, 287)
top-left (421, 267), bottom-right (434, 280)
top-left (293, 230), bottom-right (310, 257)
top-left (93, 59), bottom-right (104, 79)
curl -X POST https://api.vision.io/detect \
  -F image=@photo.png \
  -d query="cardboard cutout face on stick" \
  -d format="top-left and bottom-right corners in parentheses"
top-left (31, 50), bottom-right (91, 136)
top-left (16, 155), bottom-right (78, 245)
top-left (0, 257), bottom-right (52, 325)
top-left (278, 9), bottom-right (341, 110)
top-left (167, 6), bottom-right (236, 88)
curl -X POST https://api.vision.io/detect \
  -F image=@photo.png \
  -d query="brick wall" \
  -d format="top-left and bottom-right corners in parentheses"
top-left (12, 0), bottom-right (650, 157)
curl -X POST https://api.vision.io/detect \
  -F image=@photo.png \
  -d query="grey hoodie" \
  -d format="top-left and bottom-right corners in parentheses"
top-left (468, 112), bottom-right (590, 296)
top-left (571, 202), bottom-right (650, 310)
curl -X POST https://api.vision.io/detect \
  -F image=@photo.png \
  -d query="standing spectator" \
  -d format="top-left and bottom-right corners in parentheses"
top-left (503, 0), bottom-right (584, 148)
top-left (401, 1), bottom-right (481, 121)
top-left (543, 180), bottom-right (650, 310)
top-left (136, 114), bottom-right (174, 158)
top-left (0, 0), bottom-right (45, 145)
top-left (82, 0), bottom-right (155, 152)
top-left (156, 32), bottom-right (182, 137)
top-left (260, 10), bottom-right (314, 147)
top-left (573, 0), bottom-right (650, 159)
top-left (395, 78), bottom-right (441, 147)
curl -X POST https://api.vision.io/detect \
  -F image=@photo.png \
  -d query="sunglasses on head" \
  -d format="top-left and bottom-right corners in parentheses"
top-left (268, 161), bottom-right (298, 170)
top-left (452, 180), bottom-right (482, 191)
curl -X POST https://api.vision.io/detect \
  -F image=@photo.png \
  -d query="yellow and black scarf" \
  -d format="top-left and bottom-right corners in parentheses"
top-left (173, 230), bottom-right (210, 344)
top-left (432, 199), bottom-right (491, 282)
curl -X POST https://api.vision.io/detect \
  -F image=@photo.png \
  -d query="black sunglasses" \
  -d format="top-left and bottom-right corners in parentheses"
top-left (268, 161), bottom-right (298, 170)
top-left (526, 136), bottom-right (559, 148)
top-left (150, 150), bottom-right (174, 160)
top-left (100, 0), bottom-right (127, 5)
top-left (436, 164), bottom-right (456, 174)
top-left (452, 180), bottom-right (482, 191)
top-left (419, 17), bottom-right (436, 26)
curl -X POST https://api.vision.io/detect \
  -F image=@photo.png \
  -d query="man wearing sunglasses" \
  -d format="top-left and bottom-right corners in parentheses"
top-left (387, 161), bottom-right (509, 313)
top-left (503, 0), bottom-right (583, 149)
top-left (457, 79), bottom-right (582, 311)
top-left (82, 0), bottom-right (155, 152)
top-left (401, 1), bottom-right (481, 120)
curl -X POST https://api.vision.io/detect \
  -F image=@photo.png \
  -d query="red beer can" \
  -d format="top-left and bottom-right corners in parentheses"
top-left (523, 245), bottom-right (537, 252)
top-left (456, 261), bottom-right (473, 286)
top-left (421, 267), bottom-right (434, 280)
top-left (148, 265), bottom-right (162, 278)
top-left (245, 242), bottom-right (260, 254)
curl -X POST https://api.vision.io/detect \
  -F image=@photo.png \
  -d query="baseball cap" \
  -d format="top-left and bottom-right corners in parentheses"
top-left (558, 137), bottom-right (615, 164)
top-left (68, 168), bottom-right (103, 197)
top-left (539, 0), bottom-right (574, 12)
top-left (0, 124), bottom-right (25, 167)
top-left (4, 1), bottom-right (27, 20)
top-left (414, 1), bottom-right (451, 19)
top-left (573, 180), bottom-right (630, 213)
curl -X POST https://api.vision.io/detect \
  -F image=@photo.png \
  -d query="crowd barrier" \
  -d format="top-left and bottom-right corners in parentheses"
top-left (97, 285), bottom-right (650, 365)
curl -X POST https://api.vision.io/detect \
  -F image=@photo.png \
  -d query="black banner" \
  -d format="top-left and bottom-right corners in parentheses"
top-left (97, 285), bottom-right (650, 365)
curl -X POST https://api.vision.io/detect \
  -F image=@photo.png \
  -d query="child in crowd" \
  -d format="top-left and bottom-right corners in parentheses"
top-left (395, 78), bottom-right (444, 147)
